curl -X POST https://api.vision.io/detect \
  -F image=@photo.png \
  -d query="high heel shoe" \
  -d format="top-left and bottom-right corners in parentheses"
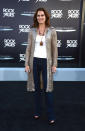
top-left (33, 115), bottom-right (40, 120)
top-left (49, 120), bottom-right (55, 125)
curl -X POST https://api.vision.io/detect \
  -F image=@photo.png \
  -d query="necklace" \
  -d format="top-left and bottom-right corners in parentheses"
top-left (38, 28), bottom-right (45, 46)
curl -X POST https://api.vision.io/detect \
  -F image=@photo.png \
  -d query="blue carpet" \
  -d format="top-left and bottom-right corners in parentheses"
top-left (0, 82), bottom-right (84, 131)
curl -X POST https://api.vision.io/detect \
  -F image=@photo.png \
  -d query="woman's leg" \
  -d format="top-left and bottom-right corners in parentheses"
top-left (33, 57), bottom-right (42, 116)
top-left (42, 58), bottom-right (56, 121)
top-left (44, 92), bottom-right (56, 121)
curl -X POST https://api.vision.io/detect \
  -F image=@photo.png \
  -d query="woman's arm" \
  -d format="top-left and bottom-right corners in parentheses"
top-left (25, 29), bottom-right (32, 67)
top-left (51, 28), bottom-right (58, 68)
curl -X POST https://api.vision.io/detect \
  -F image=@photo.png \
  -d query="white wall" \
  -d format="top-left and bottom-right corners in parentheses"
top-left (0, 68), bottom-right (85, 81)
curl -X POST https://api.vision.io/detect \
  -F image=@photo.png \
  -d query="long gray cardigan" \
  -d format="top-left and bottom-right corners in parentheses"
top-left (25, 27), bottom-right (58, 92)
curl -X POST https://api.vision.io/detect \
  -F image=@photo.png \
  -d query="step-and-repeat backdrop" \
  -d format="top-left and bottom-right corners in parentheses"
top-left (0, 0), bottom-right (81, 67)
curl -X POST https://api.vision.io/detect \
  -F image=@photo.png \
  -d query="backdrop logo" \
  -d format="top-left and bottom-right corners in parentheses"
top-left (58, 56), bottom-right (75, 61)
top-left (19, 25), bottom-right (30, 33)
top-left (21, 42), bottom-right (28, 46)
top-left (68, 10), bottom-right (80, 19)
top-left (66, 40), bottom-right (78, 48)
top-left (55, 27), bottom-right (76, 32)
top-left (35, 0), bottom-right (47, 3)
top-left (20, 11), bottom-right (35, 17)
top-left (57, 40), bottom-right (62, 47)
top-left (20, 54), bottom-right (25, 61)
top-left (3, 8), bottom-right (15, 18)
top-left (0, 55), bottom-right (14, 60)
top-left (18, 0), bottom-right (30, 2)
top-left (4, 39), bottom-right (16, 47)
top-left (0, 26), bottom-right (13, 31)
top-left (59, 0), bottom-right (72, 1)
top-left (51, 10), bottom-right (63, 19)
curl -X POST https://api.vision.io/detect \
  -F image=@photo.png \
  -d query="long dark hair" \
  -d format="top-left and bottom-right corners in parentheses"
top-left (32, 7), bottom-right (50, 28)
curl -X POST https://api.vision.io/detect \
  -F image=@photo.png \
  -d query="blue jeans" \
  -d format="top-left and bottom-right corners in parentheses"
top-left (33, 57), bottom-right (56, 121)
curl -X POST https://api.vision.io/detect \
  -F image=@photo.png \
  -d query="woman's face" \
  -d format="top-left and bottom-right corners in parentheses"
top-left (37, 11), bottom-right (46, 25)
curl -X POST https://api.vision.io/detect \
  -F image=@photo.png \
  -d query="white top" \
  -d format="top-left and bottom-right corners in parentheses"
top-left (33, 34), bottom-right (47, 58)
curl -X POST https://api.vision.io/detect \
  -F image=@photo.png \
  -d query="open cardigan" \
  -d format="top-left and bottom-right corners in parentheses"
top-left (25, 27), bottom-right (58, 92)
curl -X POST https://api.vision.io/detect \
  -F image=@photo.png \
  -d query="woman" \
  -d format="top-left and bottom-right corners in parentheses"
top-left (25, 7), bottom-right (58, 124)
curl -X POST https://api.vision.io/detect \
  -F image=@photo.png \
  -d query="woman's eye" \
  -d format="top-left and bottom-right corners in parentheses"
top-left (37, 15), bottom-right (45, 17)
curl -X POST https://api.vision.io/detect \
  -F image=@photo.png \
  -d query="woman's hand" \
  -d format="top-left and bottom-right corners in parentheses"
top-left (52, 66), bottom-right (56, 73)
top-left (25, 66), bottom-right (30, 73)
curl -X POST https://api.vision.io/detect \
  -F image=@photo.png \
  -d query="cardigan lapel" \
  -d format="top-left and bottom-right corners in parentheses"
top-left (33, 27), bottom-right (49, 40)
